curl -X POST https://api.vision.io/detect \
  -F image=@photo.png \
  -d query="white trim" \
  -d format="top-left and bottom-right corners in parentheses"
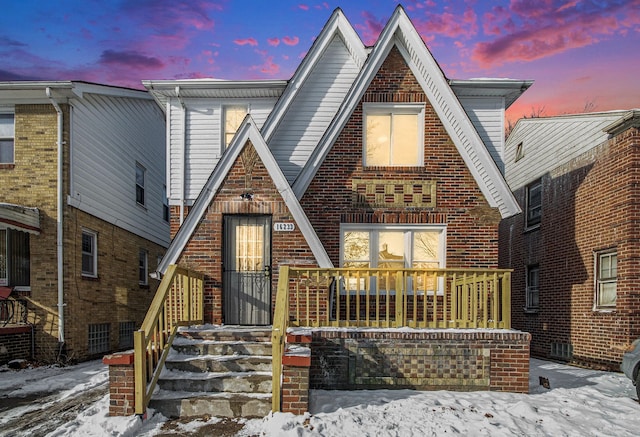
top-left (81, 228), bottom-right (98, 278)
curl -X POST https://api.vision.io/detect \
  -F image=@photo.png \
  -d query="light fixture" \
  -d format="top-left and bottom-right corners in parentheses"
top-left (240, 192), bottom-right (253, 201)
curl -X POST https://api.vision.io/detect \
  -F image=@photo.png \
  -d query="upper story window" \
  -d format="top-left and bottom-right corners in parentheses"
top-left (223, 105), bottom-right (247, 148)
top-left (525, 264), bottom-right (539, 311)
top-left (525, 178), bottom-right (542, 229)
top-left (0, 113), bottom-right (15, 164)
top-left (162, 185), bottom-right (169, 222)
top-left (363, 104), bottom-right (424, 167)
top-left (595, 250), bottom-right (617, 309)
top-left (136, 162), bottom-right (146, 206)
top-left (81, 229), bottom-right (98, 278)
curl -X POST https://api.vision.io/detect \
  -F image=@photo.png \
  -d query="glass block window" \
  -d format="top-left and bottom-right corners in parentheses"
top-left (88, 323), bottom-right (110, 354)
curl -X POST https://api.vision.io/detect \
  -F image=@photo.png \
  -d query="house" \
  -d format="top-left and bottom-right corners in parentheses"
top-left (499, 110), bottom-right (640, 370)
top-left (122, 6), bottom-right (533, 417)
top-left (0, 81), bottom-right (169, 363)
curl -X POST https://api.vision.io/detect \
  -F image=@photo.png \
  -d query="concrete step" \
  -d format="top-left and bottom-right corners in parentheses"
top-left (157, 369), bottom-right (272, 393)
top-left (165, 353), bottom-right (272, 373)
top-left (171, 338), bottom-right (272, 357)
top-left (149, 390), bottom-right (272, 419)
top-left (178, 325), bottom-right (272, 343)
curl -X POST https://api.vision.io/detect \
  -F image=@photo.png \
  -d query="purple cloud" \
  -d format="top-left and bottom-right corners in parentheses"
top-left (99, 50), bottom-right (164, 69)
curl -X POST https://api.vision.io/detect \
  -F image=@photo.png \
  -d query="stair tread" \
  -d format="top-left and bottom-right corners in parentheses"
top-left (152, 389), bottom-right (272, 401)
top-left (166, 352), bottom-right (272, 362)
top-left (160, 368), bottom-right (272, 380)
top-left (173, 337), bottom-right (271, 345)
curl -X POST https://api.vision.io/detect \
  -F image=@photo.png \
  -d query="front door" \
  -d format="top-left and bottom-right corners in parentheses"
top-left (223, 215), bottom-right (272, 325)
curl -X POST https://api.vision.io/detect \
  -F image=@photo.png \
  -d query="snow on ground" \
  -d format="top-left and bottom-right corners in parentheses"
top-left (1, 357), bottom-right (639, 436)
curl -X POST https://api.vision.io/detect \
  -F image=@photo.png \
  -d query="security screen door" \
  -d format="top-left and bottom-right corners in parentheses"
top-left (223, 215), bottom-right (272, 325)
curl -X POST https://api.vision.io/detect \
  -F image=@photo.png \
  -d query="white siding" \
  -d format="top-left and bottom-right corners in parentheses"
top-left (168, 98), bottom-right (277, 203)
top-left (459, 97), bottom-right (505, 172)
top-left (504, 111), bottom-right (627, 190)
top-left (69, 93), bottom-right (169, 246)
top-left (270, 35), bottom-right (361, 183)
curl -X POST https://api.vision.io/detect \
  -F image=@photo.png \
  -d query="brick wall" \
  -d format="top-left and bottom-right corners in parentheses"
top-left (175, 143), bottom-right (318, 324)
top-left (301, 46), bottom-right (501, 269)
top-left (309, 329), bottom-right (530, 393)
top-left (499, 126), bottom-right (640, 370)
top-left (0, 326), bottom-right (32, 364)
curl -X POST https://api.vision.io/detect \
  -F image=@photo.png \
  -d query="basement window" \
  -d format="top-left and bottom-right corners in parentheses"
top-left (88, 323), bottom-right (110, 355)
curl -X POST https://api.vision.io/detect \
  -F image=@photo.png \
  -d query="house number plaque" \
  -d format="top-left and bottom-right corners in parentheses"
top-left (274, 222), bottom-right (295, 232)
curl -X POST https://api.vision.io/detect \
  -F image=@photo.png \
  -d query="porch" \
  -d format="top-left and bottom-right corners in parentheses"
top-left (123, 265), bottom-right (528, 418)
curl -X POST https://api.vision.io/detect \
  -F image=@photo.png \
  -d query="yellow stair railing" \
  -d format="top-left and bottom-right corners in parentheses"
top-left (133, 264), bottom-right (204, 415)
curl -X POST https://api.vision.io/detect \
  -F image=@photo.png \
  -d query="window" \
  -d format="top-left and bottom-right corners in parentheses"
top-left (515, 142), bottom-right (524, 162)
top-left (119, 321), bottom-right (135, 349)
top-left (223, 105), bottom-right (247, 148)
top-left (139, 249), bottom-right (148, 285)
top-left (88, 323), bottom-right (110, 354)
top-left (0, 113), bottom-right (15, 164)
top-left (81, 230), bottom-right (97, 277)
top-left (363, 104), bottom-right (424, 167)
top-left (525, 265), bottom-right (539, 311)
top-left (595, 250), bottom-right (617, 309)
top-left (525, 178), bottom-right (542, 228)
top-left (341, 225), bottom-right (445, 292)
top-left (0, 228), bottom-right (30, 287)
top-left (136, 162), bottom-right (145, 206)
top-left (162, 185), bottom-right (169, 222)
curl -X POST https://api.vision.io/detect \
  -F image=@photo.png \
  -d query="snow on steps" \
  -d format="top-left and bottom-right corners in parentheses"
top-left (149, 325), bottom-right (273, 419)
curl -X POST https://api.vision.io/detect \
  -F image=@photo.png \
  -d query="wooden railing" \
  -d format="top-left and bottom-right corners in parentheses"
top-left (272, 266), bottom-right (511, 411)
top-left (134, 265), bottom-right (204, 415)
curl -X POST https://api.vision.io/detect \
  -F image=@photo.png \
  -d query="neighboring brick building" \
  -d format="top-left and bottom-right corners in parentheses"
top-left (499, 110), bottom-right (640, 370)
top-left (0, 82), bottom-right (168, 363)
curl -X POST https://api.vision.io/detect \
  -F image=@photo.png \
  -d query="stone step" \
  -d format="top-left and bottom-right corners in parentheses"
top-left (177, 325), bottom-right (272, 343)
top-left (149, 391), bottom-right (272, 419)
top-left (157, 369), bottom-right (272, 393)
top-left (165, 353), bottom-right (272, 373)
top-left (171, 338), bottom-right (272, 357)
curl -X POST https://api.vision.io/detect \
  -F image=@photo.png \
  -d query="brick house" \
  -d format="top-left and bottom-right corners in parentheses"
top-left (134, 7), bottom-right (533, 407)
top-left (499, 110), bottom-right (640, 370)
top-left (0, 81), bottom-right (169, 363)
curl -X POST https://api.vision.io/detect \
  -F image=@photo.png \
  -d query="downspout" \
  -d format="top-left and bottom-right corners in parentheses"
top-left (46, 87), bottom-right (65, 347)
top-left (176, 86), bottom-right (186, 224)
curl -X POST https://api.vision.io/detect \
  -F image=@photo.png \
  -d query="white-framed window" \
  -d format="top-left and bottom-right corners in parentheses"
top-left (595, 250), bottom-right (617, 309)
top-left (223, 105), bottom-right (247, 148)
top-left (0, 228), bottom-right (30, 287)
top-left (525, 265), bottom-right (539, 311)
top-left (162, 185), bottom-right (169, 222)
top-left (363, 103), bottom-right (424, 167)
top-left (135, 162), bottom-right (146, 206)
top-left (0, 113), bottom-right (15, 164)
top-left (81, 229), bottom-right (98, 278)
top-left (340, 224), bottom-right (445, 293)
top-left (138, 249), bottom-right (148, 285)
top-left (525, 178), bottom-right (542, 229)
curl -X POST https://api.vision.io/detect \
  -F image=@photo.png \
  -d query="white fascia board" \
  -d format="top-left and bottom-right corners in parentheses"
top-left (261, 8), bottom-right (366, 142)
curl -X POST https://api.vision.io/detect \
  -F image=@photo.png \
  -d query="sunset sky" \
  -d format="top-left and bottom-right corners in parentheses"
top-left (1, 0), bottom-right (638, 123)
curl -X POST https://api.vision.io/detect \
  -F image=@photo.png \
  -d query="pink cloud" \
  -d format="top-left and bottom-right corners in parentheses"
top-left (282, 36), bottom-right (299, 46)
top-left (234, 38), bottom-right (258, 46)
top-left (268, 37), bottom-right (280, 46)
top-left (355, 11), bottom-right (386, 46)
top-left (298, 4), bottom-right (309, 11)
top-left (414, 7), bottom-right (478, 41)
top-left (250, 56), bottom-right (280, 76)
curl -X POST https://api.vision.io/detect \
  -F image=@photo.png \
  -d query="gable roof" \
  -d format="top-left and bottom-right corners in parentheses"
top-left (292, 6), bottom-right (521, 219)
top-left (156, 115), bottom-right (333, 274)
top-left (260, 8), bottom-right (367, 143)
top-left (504, 110), bottom-right (637, 190)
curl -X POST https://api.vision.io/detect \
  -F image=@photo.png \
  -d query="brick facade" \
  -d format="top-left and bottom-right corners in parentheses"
top-left (175, 144), bottom-right (318, 325)
top-left (301, 46), bottom-right (501, 269)
top-left (0, 104), bottom-right (164, 362)
top-left (0, 326), bottom-right (31, 364)
top-left (499, 126), bottom-right (640, 370)
top-left (309, 329), bottom-right (530, 393)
